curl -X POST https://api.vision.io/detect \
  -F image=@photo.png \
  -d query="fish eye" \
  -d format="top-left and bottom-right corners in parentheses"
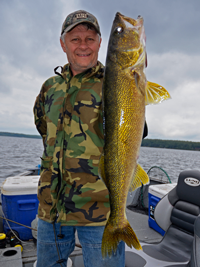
top-left (114, 27), bottom-right (123, 34)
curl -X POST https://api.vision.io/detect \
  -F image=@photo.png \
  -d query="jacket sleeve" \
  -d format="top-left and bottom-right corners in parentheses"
top-left (33, 85), bottom-right (47, 145)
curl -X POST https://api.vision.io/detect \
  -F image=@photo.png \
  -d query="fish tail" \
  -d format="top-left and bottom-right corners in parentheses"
top-left (101, 219), bottom-right (142, 258)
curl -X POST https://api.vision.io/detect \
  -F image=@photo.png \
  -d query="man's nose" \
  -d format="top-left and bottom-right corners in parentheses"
top-left (79, 40), bottom-right (88, 49)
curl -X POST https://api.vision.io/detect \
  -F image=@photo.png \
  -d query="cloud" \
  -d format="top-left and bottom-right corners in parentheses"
top-left (0, 64), bottom-right (43, 134)
top-left (146, 52), bottom-right (200, 87)
top-left (146, 80), bottom-right (200, 141)
top-left (143, 50), bottom-right (200, 141)
top-left (78, 0), bottom-right (200, 55)
top-left (0, 0), bottom-right (200, 142)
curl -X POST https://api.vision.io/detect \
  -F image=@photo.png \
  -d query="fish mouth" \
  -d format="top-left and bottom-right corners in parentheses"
top-left (115, 12), bottom-right (143, 28)
top-left (115, 12), bottom-right (146, 69)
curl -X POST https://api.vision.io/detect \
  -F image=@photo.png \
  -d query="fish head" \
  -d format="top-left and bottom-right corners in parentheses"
top-left (107, 12), bottom-right (146, 70)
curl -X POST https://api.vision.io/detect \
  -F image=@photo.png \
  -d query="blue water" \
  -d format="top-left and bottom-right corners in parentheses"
top-left (0, 136), bottom-right (199, 184)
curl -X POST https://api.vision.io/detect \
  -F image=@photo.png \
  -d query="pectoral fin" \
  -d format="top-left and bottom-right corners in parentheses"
top-left (129, 164), bottom-right (149, 192)
top-left (145, 81), bottom-right (171, 105)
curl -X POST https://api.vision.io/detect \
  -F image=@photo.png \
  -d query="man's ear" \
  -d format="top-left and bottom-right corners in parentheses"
top-left (60, 38), bottom-right (66, 53)
top-left (98, 37), bottom-right (102, 51)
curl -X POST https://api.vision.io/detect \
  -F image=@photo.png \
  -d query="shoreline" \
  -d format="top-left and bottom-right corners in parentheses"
top-left (0, 132), bottom-right (200, 151)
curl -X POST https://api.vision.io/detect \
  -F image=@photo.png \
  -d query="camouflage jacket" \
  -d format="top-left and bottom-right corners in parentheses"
top-left (33, 61), bottom-right (110, 226)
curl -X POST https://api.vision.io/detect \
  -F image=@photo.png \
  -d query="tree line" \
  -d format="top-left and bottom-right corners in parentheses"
top-left (0, 132), bottom-right (200, 151)
top-left (0, 132), bottom-right (41, 139)
top-left (141, 139), bottom-right (200, 151)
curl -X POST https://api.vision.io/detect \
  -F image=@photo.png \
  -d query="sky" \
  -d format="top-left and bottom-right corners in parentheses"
top-left (0, 0), bottom-right (200, 142)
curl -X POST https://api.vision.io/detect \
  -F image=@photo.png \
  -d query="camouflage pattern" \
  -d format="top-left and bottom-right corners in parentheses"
top-left (33, 61), bottom-right (110, 226)
top-left (61, 10), bottom-right (101, 36)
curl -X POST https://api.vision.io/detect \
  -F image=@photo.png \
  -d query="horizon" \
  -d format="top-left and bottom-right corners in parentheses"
top-left (0, 131), bottom-right (199, 143)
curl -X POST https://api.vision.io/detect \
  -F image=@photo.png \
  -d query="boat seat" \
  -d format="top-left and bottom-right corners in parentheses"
top-left (188, 214), bottom-right (200, 267)
top-left (125, 169), bottom-right (200, 267)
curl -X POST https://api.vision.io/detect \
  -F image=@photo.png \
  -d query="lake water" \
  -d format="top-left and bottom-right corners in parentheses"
top-left (0, 136), bottom-right (199, 184)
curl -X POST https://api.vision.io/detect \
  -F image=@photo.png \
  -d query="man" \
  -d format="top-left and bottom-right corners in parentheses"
top-left (34, 10), bottom-right (125, 267)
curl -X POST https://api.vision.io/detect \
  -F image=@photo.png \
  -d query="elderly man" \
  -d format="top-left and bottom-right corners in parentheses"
top-left (34, 10), bottom-right (125, 267)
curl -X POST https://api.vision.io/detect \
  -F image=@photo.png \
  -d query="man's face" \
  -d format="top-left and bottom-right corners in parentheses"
top-left (60, 24), bottom-right (102, 76)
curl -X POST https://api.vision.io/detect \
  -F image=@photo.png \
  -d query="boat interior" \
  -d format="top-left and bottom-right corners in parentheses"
top-left (125, 169), bottom-right (200, 267)
top-left (0, 169), bottom-right (200, 266)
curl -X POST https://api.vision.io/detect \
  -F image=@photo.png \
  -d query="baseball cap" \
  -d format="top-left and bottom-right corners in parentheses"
top-left (61, 10), bottom-right (101, 36)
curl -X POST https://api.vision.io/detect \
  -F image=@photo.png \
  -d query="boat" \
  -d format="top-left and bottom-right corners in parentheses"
top-left (0, 166), bottom-right (199, 267)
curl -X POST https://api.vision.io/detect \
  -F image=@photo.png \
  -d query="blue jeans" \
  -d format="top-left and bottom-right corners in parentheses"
top-left (36, 218), bottom-right (125, 267)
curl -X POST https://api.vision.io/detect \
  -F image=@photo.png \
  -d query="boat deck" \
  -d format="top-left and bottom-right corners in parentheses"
top-left (67, 208), bottom-right (163, 267)
top-left (127, 208), bottom-right (162, 244)
top-left (22, 208), bottom-right (162, 266)
top-left (0, 201), bottom-right (162, 267)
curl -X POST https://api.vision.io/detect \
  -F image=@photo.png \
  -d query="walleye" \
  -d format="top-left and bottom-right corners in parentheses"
top-left (99, 12), bottom-right (171, 257)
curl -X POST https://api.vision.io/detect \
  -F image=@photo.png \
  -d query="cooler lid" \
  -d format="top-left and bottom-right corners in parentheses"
top-left (149, 183), bottom-right (177, 199)
top-left (1, 176), bottom-right (39, 195)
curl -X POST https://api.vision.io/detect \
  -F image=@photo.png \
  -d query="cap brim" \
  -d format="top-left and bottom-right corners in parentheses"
top-left (62, 21), bottom-right (101, 36)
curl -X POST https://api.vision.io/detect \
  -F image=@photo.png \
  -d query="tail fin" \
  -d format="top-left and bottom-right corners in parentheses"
top-left (101, 219), bottom-right (142, 258)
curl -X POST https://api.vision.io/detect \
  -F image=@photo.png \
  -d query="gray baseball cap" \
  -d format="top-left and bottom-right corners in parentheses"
top-left (61, 10), bottom-right (101, 36)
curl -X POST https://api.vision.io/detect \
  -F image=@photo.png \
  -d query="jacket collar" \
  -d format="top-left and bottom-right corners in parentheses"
top-left (54, 61), bottom-right (104, 83)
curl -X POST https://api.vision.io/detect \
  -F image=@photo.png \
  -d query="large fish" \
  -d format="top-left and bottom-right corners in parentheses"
top-left (99, 12), bottom-right (171, 257)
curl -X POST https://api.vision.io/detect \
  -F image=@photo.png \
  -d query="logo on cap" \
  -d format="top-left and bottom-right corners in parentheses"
top-left (184, 177), bottom-right (200, 187)
top-left (75, 13), bottom-right (88, 19)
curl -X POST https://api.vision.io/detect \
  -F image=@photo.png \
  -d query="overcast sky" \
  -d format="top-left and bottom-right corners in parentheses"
top-left (0, 0), bottom-right (200, 142)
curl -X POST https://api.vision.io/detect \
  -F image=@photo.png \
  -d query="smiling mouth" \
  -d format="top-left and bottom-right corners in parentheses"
top-left (77, 53), bottom-right (91, 57)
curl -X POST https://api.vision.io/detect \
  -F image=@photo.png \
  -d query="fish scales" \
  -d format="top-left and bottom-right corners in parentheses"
top-left (99, 12), bottom-right (171, 257)
top-left (104, 66), bottom-right (145, 202)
